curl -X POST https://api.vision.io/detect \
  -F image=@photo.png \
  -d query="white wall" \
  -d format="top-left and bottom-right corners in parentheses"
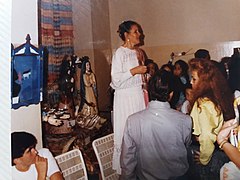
top-left (0, 0), bottom-right (12, 179)
top-left (109, 0), bottom-right (240, 48)
top-left (108, 0), bottom-right (240, 63)
top-left (11, 0), bottom-right (38, 45)
top-left (11, 0), bottom-right (42, 149)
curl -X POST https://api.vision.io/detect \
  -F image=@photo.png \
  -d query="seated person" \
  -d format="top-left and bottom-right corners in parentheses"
top-left (217, 119), bottom-right (240, 180)
top-left (120, 69), bottom-right (192, 180)
top-left (11, 131), bottom-right (63, 180)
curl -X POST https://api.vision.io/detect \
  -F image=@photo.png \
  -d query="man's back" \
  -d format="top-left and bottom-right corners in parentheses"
top-left (121, 101), bottom-right (192, 180)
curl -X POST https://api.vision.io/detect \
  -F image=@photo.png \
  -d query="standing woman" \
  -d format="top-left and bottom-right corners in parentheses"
top-left (110, 20), bottom-right (147, 174)
top-left (188, 58), bottom-right (235, 179)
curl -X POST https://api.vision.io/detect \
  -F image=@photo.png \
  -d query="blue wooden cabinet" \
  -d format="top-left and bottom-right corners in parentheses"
top-left (11, 34), bottom-right (43, 109)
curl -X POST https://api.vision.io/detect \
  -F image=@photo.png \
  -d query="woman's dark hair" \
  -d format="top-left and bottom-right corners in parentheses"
top-left (117, 20), bottom-right (139, 41)
top-left (194, 49), bottom-right (211, 60)
top-left (149, 69), bottom-right (174, 102)
top-left (160, 63), bottom-right (174, 73)
top-left (188, 58), bottom-right (235, 121)
top-left (174, 60), bottom-right (189, 76)
top-left (11, 132), bottom-right (37, 166)
top-left (229, 50), bottom-right (240, 92)
top-left (174, 60), bottom-right (190, 83)
top-left (145, 59), bottom-right (159, 74)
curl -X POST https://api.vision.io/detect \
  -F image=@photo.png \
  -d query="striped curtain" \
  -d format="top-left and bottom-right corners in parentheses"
top-left (39, 0), bottom-right (74, 86)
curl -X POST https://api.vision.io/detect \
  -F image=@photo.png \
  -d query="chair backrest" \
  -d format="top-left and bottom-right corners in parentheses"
top-left (55, 148), bottom-right (88, 180)
top-left (92, 133), bottom-right (119, 180)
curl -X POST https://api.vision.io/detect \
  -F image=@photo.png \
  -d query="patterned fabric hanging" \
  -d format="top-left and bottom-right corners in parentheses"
top-left (39, 0), bottom-right (74, 87)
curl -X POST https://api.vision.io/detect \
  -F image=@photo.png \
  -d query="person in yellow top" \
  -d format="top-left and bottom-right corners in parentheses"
top-left (191, 98), bottom-right (224, 164)
top-left (187, 58), bottom-right (235, 179)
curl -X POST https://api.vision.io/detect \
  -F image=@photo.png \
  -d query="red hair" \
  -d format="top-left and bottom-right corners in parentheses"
top-left (188, 58), bottom-right (235, 121)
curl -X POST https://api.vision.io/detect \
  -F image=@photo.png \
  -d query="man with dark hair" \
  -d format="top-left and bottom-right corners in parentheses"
top-left (11, 131), bottom-right (63, 180)
top-left (194, 49), bottom-right (211, 60)
top-left (120, 70), bottom-right (192, 180)
top-left (194, 48), bottom-right (226, 78)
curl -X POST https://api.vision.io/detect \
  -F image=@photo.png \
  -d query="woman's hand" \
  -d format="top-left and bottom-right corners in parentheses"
top-left (222, 167), bottom-right (229, 180)
top-left (130, 65), bottom-right (147, 76)
top-left (217, 119), bottom-right (238, 145)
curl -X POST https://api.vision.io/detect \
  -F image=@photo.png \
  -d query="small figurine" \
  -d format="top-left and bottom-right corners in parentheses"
top-left (58, 55), bottom-right (75, 117)
top-left (79, 57), bottom-right (98, 116)
top-left (76, 56), bottom-right (106, 130)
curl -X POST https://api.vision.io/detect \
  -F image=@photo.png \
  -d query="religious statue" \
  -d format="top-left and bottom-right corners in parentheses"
top-left (76, 56), bottom-right (106, 130)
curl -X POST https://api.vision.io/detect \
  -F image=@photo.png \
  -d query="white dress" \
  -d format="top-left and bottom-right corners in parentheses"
top-left (110, 46), bottom-right (146, 174)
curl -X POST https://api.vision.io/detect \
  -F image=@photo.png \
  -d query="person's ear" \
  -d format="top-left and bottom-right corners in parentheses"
top-left (124, 32), bottom-right (129, 41)
top-left (13, 158), bottom-right (20, 165)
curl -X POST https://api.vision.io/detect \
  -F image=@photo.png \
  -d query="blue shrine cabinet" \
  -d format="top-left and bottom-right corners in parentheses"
top-left (11, 34), bottom-right (43, 109)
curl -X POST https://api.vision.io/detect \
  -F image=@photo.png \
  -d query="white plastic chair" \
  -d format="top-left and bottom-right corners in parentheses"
top-left (92, 133), bottom-right (119, 180)
top-left (55, 148), bottom-right (88, 180)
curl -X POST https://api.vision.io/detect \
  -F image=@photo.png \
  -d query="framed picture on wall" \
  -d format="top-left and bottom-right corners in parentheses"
top-left (11, 34), bottom-right (43, 109)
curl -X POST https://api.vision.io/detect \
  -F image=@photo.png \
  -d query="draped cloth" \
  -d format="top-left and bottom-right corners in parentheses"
top-left (39, 0), bottom-right (74, 86)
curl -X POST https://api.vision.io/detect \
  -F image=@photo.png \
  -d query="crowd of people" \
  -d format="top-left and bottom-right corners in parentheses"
top-left (110, 20), bottom-right (240, 180)
top-left (11, 20), bottom-right (240, 180)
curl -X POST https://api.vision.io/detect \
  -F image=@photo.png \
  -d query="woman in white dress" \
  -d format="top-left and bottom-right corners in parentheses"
top-left (110, 20), bottom-right (147, 174)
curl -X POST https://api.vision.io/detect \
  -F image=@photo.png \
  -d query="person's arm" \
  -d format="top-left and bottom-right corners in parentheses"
top-left (35, 155), bottom-right (48, 180)
top-left (120, 118), bottom-right (137, 180)
top-left (221, 142), bottom-right (240, 168)
top-left (111, 50), bottom-right (147, 88)
top-left (183, 115), bottom-right (192, 147)
top-left (130, 65), bottom-right (147, 76)
top-left (217, 119), bottom-right (240, 168)
top-left (38, 148), bottom-right (64, 180)
top-left (50, 172), bottom-right (64, 180)
top-left (111, 51), bottom-right (133, 88)
top-left (192, 101), bottom-right (221, 165)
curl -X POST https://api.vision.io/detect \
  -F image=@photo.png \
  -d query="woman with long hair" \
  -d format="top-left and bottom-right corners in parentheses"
top-left (188, 58), bottom-right (235, 179)
top-left (171, 59), bottom-right (191, 110)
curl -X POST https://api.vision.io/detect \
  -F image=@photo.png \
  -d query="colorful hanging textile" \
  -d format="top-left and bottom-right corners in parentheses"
top-left (39, 0), bottom-right (74, 86)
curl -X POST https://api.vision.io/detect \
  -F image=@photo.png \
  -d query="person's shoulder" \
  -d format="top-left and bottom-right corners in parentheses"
top-left (198, 98), bottom-right (215, 107)
top-left (38, 148), bottom-right (54, 157)
top-left (112, 46), bottom-right (126, 59)
top-left (170, 109), bottom-right (192, 125)
top-left (128, 109), bottom-right (146, 121)
top-left (114, 46), bottom-right (125, 53)
top-left (173, 109), bottom-right (191, 119)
